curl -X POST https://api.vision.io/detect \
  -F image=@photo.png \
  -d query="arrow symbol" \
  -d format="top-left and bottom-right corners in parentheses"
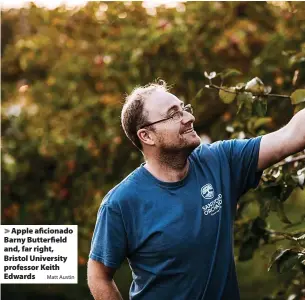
top-left (5, 229), bottom-right (10, 233)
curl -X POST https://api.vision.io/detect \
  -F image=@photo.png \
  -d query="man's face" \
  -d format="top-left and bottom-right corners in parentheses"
top-left (141, 90), bottom-right (201, 153)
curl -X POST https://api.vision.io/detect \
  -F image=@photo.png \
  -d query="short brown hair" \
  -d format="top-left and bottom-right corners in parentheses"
top-left (121, 80), bottom-right (168, 150)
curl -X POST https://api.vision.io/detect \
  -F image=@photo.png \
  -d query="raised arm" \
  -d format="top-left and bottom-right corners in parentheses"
top-left (258, 108), bottom-right (305, 171)
top-left (87, 258), bottom-right (123, 300)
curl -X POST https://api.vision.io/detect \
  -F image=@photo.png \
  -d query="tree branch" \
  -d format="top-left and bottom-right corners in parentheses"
top-left (267, 93), bottom-right (290, 98)
top-left (208, 84), bottom-right (290, 98)
top-left (266, 228), bottom-right (305, 246)
top-left (273, 154), bottom-right (305, 168)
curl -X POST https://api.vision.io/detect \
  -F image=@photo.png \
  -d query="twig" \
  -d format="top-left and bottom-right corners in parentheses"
top-left (267, 93), bottom-right (290, 98)
top-left (208, 84), bottom-right (290, 98)
top-left (273, 154), bottom-right (305, 168)
top-left (266, 228), bottom-right (305, 246)
top-left (209, 84), bottom-right (236, 94)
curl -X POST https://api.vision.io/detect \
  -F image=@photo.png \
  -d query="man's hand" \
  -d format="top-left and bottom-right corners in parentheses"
top-left (258, 108), bottom-right (305, 171)
top-left (87, 258), bottom-right (123, 300)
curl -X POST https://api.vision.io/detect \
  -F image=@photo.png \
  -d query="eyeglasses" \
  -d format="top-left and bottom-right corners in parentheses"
top-left (139, 104), bottom-right (193, 129)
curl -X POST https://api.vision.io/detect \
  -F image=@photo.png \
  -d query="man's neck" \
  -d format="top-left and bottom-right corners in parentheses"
top-left (144, 155), bottom-right (189, 183)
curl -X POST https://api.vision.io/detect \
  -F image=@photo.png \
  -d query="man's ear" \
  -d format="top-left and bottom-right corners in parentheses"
top-left (137, 129), bottom-right (155, 146)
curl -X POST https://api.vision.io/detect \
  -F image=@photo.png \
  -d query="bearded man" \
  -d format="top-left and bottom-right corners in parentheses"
top-left (87, 81), bottom-right (305, 300)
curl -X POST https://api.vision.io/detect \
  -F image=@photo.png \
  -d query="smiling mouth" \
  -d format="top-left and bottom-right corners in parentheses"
top-left (182, 128), bottom-right (194, 134)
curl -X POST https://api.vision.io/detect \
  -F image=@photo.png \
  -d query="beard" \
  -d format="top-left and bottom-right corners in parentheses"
top-left (156, 132), bottom-right (201, 167)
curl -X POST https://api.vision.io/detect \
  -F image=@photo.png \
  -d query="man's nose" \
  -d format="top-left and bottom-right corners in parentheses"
top-left (181, 110), bottom-right (195, 124)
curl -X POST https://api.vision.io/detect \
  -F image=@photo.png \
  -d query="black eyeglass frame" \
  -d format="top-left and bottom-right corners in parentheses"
top-left (139, 104), bottom-right (193, 129)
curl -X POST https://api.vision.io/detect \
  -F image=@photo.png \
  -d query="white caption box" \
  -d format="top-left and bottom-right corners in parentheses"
top-left (0, 225), bottom-right (78, 284)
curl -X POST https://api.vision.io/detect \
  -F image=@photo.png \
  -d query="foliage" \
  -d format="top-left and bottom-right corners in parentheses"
top-left (1, 2), bottom-right (305, 299)
top-left (204, 62), bottom-right (305, 299)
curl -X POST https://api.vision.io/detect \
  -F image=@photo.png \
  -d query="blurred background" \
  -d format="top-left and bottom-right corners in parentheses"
top-left (1, 1), bottom-right (305, 299)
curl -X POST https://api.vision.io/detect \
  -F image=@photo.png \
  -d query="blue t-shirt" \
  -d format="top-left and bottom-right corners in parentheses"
top-left (89, 137), bottom-right (263, 300)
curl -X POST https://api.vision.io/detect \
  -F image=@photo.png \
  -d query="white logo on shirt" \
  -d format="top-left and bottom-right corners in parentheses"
top-left (202, 194), bottom-right (222, 216)
top-left (201, 183), bottom-right (214, 199)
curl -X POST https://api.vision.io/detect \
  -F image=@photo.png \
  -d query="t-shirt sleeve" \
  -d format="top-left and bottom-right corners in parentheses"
top-left (89, 200), bottom-right (128, 269)
top-left (219, 136), bottom-right (263, 199)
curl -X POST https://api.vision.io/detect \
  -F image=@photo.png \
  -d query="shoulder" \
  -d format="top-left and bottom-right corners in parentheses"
top-left (101, 169), bottom-right (140, 210)
top-left (191, 137), bottom-right (262, 159)
top-left (190, 141), bottom-right (228, 163)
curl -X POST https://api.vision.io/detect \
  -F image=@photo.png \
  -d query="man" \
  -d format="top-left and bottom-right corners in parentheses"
top-left (87, 81), bottom-right (305, 300)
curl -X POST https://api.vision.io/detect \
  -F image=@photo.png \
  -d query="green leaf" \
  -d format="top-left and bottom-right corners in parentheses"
top-left (268, 248), bottom-right (289, 272)
top-left (294, 102), bottom-right (305, 114)
top-left (289, 52), bottom-right (305, 66)
top-left (238, 235), bottom-right (260, 261)
top-left (296, 233), bottom-right (305, 241)
top-left (280, 184), bottom-right (294, 202)
top-left (251, 217), bottom-right (267, 236)
top-left (259, 198), bottom-right (271, 219)
top-left (291, 168), bottom-right (305, 189)
top-left (268, 248), bottom-right (302, 273)
top-left (219, 87), bottom-right (236, 104)
top-left (236, 92), bottom-right (253, 105)
top-left (278, 253), bottom-right (302, 273)
top-left (193, 88), bottom-right (204, 100)
top-left (219, 68), bottom-right (242, 80)
top-left (237, 93), bottom-right (253, 118)
top-left (245, 77), bottom-right (265, 94)
top-left (253, 117), bottom-right (272, 130)
top-left (291, 89), bottom-right (305, 105)
top-left (276, 201), bottom-right (292, 224)
top-left (253, 99), bottom-right (267, 117)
